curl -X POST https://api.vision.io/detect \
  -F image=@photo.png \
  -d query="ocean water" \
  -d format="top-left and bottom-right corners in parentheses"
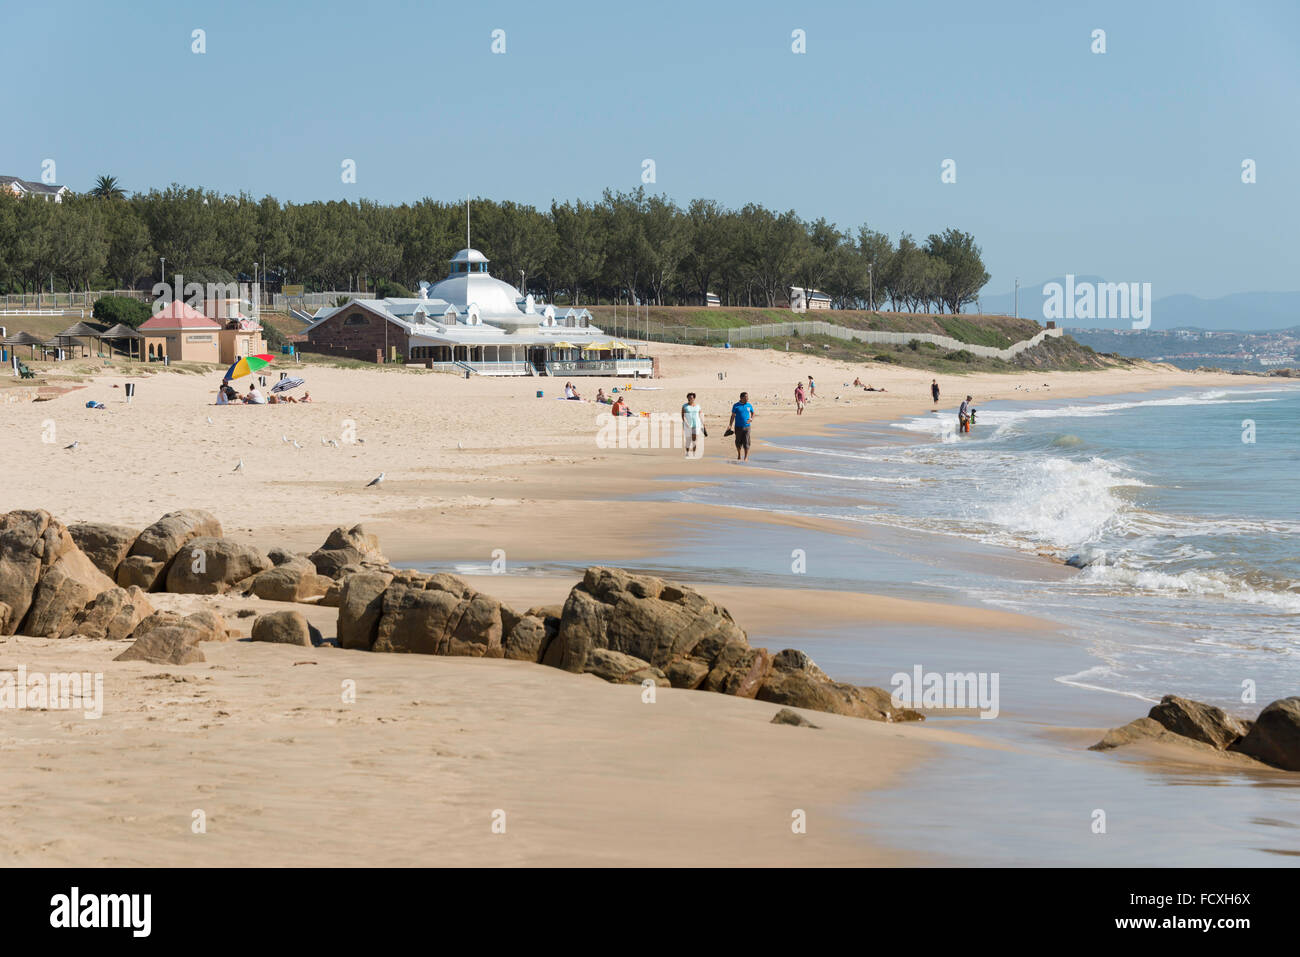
top-left (661, 385), bottom-right (1300, 712)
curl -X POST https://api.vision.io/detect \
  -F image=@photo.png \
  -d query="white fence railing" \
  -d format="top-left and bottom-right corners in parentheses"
top-left (720, 321), bottom-right (1062, 360)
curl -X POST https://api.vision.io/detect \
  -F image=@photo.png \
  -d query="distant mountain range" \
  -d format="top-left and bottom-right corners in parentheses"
top-left (969, 276), bottom-right (1300, 331)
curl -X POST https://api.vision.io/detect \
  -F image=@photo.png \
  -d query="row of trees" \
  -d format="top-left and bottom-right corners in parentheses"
top-left (0, 182), bottom-right (990, 313)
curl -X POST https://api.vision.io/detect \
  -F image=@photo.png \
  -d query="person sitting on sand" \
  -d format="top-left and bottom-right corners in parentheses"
top-left (611, 395), bottom-right (632, 417)
top-left (244, 385), bottom-right (267, 405)
top-left (853, 377), bottom-right (863, 387)
top-left (595, 388), bottom-right (610, 404)
top-left (215, 382), bottom-right (229, 405)
top-left (300, 392), bottom-right (313, 402)
top-left (566, 382), bottom-right (582, 400)
top-left (864, 384), bottom-right (887, 392)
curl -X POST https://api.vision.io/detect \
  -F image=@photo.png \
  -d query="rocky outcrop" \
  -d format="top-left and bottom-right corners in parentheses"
top-left (756, 649), bottom-right (920, 721)
top-left (0, 510), bottom-right (117, 638)
top-left (1232, 697), bottom-right (1300, 771)
top-left (114, 611), bottom-right (213, 664)
top-left (771, 708), bottom-right (820, 728)
top-left (502, 611), bottom-right (556, 662)
top-left (309, 525), bottom-right (387, 578)
top-left (1091, 695), bottom-right (1300, 772)
top-left (337, 569), bottom-right (395, 650)
top-left (251, 610), bottom-right (314, 646)
top-left (371, 571), bottom-right (508, 657)
top-left (165, 537), bottom-right (271, 594)
top-left (120, 509), bottom-right (223, 590)
top-left (67, 522), bottom-right (139, 580)
top-left (1148, 695), bottom-right (1249, 750)
top-left (59, 586), bottom-right (155, 641)
top-left (543, 567), bottom-right (749, 678)
top-left (0, 510), bottom-right (91, 635)
top-left (244, 557), bottom-right (333, 603)
top-left (584, 648), bottom-right (668, 685)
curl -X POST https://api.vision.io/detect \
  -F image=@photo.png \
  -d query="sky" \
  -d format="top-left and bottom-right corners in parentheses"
top-left (4, 0), bottom-right (1299, 300)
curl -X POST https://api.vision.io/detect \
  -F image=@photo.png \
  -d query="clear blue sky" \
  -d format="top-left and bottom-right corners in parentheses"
top-left (4, 0), bottom-right (1298, 299)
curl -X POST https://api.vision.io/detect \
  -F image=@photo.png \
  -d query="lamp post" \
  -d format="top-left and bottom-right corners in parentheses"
top-left (160, 257), bottom-right (166, 287)
top-left (868, 262), bottom-right (874, 312)
top-left (253, 262), bottom-right (259, 317)
top-left (1014, 278), bottom-right (1019, 319)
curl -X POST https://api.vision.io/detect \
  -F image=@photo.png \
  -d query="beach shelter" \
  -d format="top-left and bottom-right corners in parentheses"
top-left (55, 320), bottom-right (108, 358)
top-left (100, 323), bottom-right (144, 360)
top-left (2, 330), bottom-right (46, 361)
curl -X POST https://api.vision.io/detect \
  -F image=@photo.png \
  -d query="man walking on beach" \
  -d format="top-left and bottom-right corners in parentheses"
top-left (958, 394), bottom-right (973, 433)
top-left (931, 379), bottom-right (940, 406)
top-left (727, 391), bottom-right (756, 461)
top-left (682, 392), bottom-right (704, 459)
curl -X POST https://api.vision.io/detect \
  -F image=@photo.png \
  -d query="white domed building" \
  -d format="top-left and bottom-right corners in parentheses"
top-left (304, 248), bottom-right (652, 377)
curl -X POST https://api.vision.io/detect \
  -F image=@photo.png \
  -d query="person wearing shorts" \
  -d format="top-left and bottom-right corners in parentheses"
top-left (681, 392), bottom-right (704, 458)
top-left (728, 391), bottom-right (755, 461)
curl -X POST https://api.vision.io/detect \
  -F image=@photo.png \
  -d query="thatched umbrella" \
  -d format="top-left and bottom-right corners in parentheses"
top-left (100, 323), bottom-right (144, 360)
top-left (55, 320), bottom-right (108, 357)
top-left (2, 330), bottom-right (47, 361)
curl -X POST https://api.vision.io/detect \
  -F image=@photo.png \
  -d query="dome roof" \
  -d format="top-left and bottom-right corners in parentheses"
top-left (449, 248), bottom-right (489, 264)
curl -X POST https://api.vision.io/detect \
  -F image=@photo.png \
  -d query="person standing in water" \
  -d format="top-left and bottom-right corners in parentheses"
top-left (958, 395), bottom-right (973, 433)
top-left (931, 379), bottom-right (940, 406)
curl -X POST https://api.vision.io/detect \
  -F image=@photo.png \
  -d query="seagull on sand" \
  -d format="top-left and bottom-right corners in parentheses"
top-left (233, 459), bottom-right (244, 472)
top-left (64, 440), bottom-right (79, 450)
top-left (365, 472), bottom-right (385, 488)
top-left (292, 440), bottom-right (303, 449)
top-left (457, 440), bottom-right (464, 450)
top-left (321, 437), bottom-right (329, 446)
top-left (207, 416), bottom-right (213, 424)
top-left (282, 435), bottom-right (290, 444)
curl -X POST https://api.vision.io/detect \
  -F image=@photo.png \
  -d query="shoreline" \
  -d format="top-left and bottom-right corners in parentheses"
top-left (1, 349), bottom-right (1288, 865)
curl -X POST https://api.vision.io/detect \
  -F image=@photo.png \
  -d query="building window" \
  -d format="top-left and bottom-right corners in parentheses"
top-left (344, 313), bottom-right (370, 326)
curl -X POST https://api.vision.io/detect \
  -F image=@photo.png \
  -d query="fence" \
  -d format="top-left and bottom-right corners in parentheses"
top-left (0, 289), bottom-right (149, 309)
top-left (270, 292), bottom-right (359, 310)
top-left (621, 319), bottom-right (1061, 361)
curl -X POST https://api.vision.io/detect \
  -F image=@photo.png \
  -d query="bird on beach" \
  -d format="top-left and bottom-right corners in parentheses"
top-left (64, 440), bottom-right (78, 450)
top-left (292, 440), bottom-right (303, 449)
top-left (365, 472), bottom-right (385, 487)
top-left (457, 440), bottom-right (464, 450)
top-left (233, 459), bottom-right (244, 472)
top-left (329, 439), bottom-right (340, 448)
top-left (321, 437), bottom-right (329, 446)
top-left (282, 435), bottom-right (290, 444)
top-left (206, 416), bottom-right (213, 424)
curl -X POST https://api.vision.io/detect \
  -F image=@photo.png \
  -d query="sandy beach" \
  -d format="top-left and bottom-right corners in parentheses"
top-left (0, 346), bottom-right (1282, 866)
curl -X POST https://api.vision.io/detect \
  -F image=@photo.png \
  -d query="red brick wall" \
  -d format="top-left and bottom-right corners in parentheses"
top-left (304, 306), bottom-right (406, 363)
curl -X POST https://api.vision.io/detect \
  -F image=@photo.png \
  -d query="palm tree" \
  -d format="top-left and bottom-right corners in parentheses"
top-left (90, 175), bottom-right (125, 199)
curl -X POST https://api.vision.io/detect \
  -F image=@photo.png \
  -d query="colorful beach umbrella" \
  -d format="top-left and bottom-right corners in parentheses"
top-left (225, 354), bottom-right (275, 380)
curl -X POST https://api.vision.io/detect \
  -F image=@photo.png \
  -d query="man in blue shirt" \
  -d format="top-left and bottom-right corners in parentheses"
top-left (727, 391), bottom-right (756, 461)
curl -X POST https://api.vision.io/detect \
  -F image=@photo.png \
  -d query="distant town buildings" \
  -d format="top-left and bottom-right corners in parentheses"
top-left (789, 286), bottom-right (833, 313)
top-left (1, 175), bottom-right (69, 202)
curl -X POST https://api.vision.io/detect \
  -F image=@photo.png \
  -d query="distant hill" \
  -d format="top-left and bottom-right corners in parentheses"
top-left (970, 278), bottom-right (1300, 331)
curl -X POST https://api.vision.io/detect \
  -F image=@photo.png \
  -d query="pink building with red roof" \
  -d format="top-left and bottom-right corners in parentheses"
top-left (140, 301), bottom-right (266, 364)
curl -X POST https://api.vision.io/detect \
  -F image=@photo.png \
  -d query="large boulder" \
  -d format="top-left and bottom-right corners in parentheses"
top-left (756, 649), bottom-right (920, 722)
top-left (251, 610), bottom-right (313, 646)
top-left (0, 510), bottom-right (84, 635)
top-left (371, 571), bottom-right (507, 657)
top-left (116, 555), bottom-right (166, 591)
top-left (309, 525), bottom-right (387, 578)
top-left (0, 602), bottom-right (10, 635)
top-left (67, 522), bottom-right (139, 580)
top-left (503, 613), bottom-right (555, 662)
top-left (114, 611), bottom-right (209, 665)
top-left (164, 537), bottom-right (270, 594)
top-left (337, 569), bottom-right (395, 650)
top-left (544, 567), bottom-right (749, 676)
top-left (59, 586), bottom-right (155, 641)
top-left (124, 509), bottom-right (223, 590)
top-left (1148, 695), bottom-right (1249, 750)
top-left (245, 557), bottom-right (333, 603)
top-left (1232, 698), bottom-right (1300, 771)
top-left (20, 541), bottom-right (116, 637)
top-left (584, 648), bottom-right (668, 685)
